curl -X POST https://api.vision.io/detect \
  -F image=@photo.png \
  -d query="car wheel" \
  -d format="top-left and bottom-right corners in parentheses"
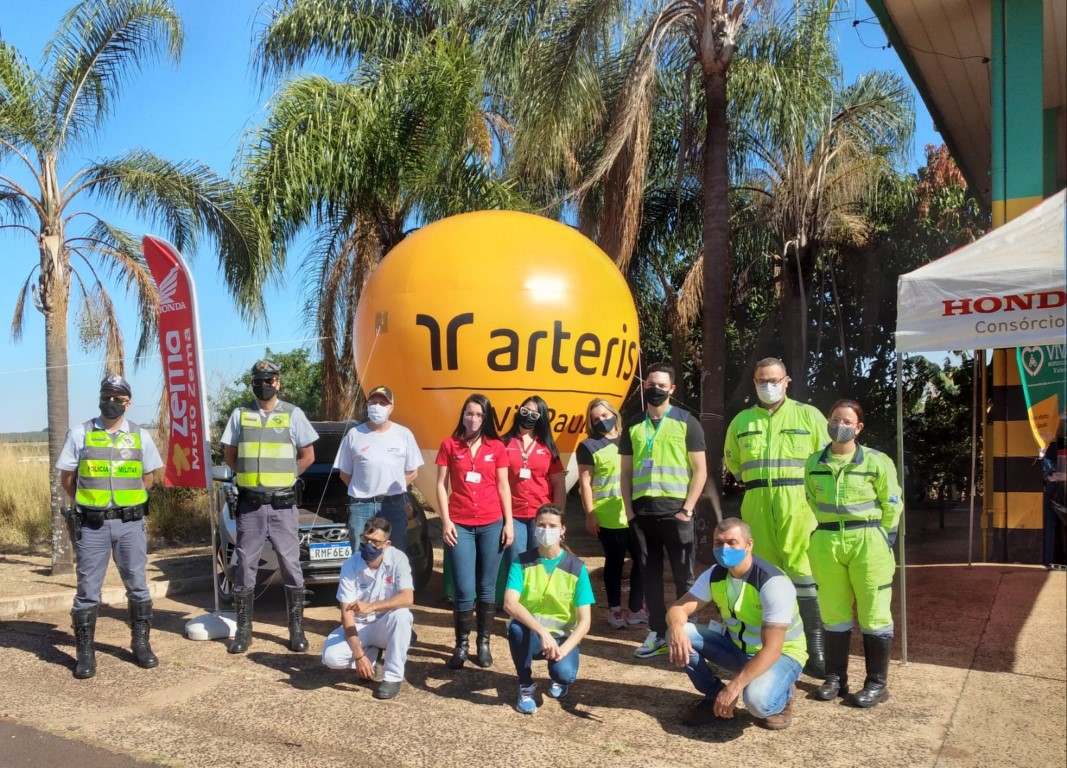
top-left (214, 532), bottom-right (235, 606)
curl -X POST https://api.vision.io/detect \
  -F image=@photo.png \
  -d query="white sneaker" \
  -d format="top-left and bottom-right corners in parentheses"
top-left (634, 630), bottom-right (668, 658)
top-left (607, 607), bottom-right (626, 629)
top-left (625, 608), bottom-right (649, 625)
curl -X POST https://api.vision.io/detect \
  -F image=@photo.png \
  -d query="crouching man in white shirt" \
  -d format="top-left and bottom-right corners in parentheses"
top-left (322, 516), bottom-right (414, 699)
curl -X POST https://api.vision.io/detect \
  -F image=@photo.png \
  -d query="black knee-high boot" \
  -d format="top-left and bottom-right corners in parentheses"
top-left (813, 630), bottom-right (851, 700)
top-left (474, 601), bottom-right (495, 668)
top-left (850, 633), bottom-right (891, 708)
top-left (798, 597), bottom-right (826, 678)
top-left (448, 609), bottom-right (474, 669)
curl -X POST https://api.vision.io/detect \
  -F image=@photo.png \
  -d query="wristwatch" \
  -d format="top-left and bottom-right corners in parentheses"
top-left (681, 508), bottom-right (693, 518)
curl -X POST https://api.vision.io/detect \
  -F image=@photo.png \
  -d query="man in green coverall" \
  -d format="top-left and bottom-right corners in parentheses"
top-left (724, 358), bottom-right (827, 676)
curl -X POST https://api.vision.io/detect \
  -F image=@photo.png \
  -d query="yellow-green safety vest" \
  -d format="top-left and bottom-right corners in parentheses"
top-left (236, 401), bottom-right (297, 491)
top-left (628, 407), bottom-right (692, 501)
top-left (724, 398), bottom-right (826, 489)
top-left (511, 549), bottom-right (585, 638)
top-left (75, 420), bottom-right (148, 509)
top-left (709, 557), bottom-right (808, 667)
top-left (581, 435), bottom-right (626, 528)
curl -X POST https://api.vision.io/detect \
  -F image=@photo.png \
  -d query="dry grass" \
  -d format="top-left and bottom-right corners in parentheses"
top-left (0, 442), bottom-right (211, 552)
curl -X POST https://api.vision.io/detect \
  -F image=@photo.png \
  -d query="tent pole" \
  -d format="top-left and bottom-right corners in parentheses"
top-left (968, 351), bottom-right (980, 567)
top-left (896, 351), bottom-right (908, 665)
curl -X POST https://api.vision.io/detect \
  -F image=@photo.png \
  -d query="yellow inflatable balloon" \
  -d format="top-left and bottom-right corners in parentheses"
top-left (353, 210), bottom-right (640, 501)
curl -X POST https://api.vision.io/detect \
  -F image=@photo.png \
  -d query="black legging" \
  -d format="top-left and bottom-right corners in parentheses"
top-left (597, 526), bottom-right (644, 612)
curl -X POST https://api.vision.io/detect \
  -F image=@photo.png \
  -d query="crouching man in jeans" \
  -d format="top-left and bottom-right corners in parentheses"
top-left (666, 517), bottom-right (806, 729)
top-left (322, 517), bottom-right (414, 700)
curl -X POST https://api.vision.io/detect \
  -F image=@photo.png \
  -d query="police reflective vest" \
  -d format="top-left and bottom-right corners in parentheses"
top-left (628, 407), bottom-right (692, 501)
top-left (236, 401), bottom-right (297, 491)
top-left (804, 444), bottom-right (903, 539)
top-left (581, 435), bottom-right (625, 528)
top-left (75, 420), bottom-right (148, 509)
top-left (724, 397), bottom-right (825, 489)
top-left (709, 556), bottom-right (808, 667)
top-left (511, 549), bottom-right (584, 637)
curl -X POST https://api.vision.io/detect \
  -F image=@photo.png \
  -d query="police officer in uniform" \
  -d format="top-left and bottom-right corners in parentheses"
top-left (221, 360), bottom-right (318, 654)
top-left (724, 357), bottom-right (828, 677)
top-left (57, 374), bottom-right (164, 679)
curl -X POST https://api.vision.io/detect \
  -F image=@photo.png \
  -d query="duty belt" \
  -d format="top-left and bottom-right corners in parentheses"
top-left (815, 520), bottom-right (881, 531)
top-left (349, 493), bottom-right (406, 504)
top-left (77, 504), bottom-right (146, 521)
top-left (238, 486), bottom-right (298, 509)
top-left (744, 477), bottom-right (805, 489)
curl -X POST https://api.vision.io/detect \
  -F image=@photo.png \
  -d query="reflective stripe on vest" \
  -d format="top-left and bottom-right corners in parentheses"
top-left (629, 410), bottom-right (691, 501)
top-left (806, 444), bottom-right (897, 525)
top-left (75, 420), bottom-right (147, 509)
top-left (726, 400), bottom-right (825, 486)
top-left (709, 556), bottom-right (807, 665)
top-left (236, 402), bottom-right (297, 491)
top-left (512, 549), bottom-right (584, 637)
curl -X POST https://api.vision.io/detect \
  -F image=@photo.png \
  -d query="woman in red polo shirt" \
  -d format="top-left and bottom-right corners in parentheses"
top-left (436, 393), bottom-right (513, 669)
top-left (496, 395), bottom-right (566, 603)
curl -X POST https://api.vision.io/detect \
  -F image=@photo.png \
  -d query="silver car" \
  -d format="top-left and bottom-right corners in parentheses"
top-left (212, 421), bottom-right (434, 602)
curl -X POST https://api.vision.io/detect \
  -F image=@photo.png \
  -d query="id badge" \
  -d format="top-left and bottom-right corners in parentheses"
top-left (518, 467), bottom-right (532, 480)
top-left (642, 458), bottom-right (654, 469)
top-left (465, 471), bottom-right (482, 483)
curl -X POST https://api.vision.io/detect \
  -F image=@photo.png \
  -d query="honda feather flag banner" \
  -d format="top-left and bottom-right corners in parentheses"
top-left (142, 235), bottom-right (211, 488)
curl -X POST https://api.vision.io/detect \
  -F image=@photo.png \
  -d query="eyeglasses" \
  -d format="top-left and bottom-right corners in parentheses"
top-left (518, 406), bottom-right (540, 420)
top-left (755, 377), bottom-right (786, 386)
top-left (360, 535), bottom-right (388, 547)
top-left (100, 396), bottom-right (130, 405)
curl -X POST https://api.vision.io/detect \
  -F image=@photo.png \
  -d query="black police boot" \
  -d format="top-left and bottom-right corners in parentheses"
top-left (474, 601), bottom-right (495, 668)
top-left (798, 597), bottom-right (826, 678)
top-left (71, 607), bottom-right (98, 679)
top-left (128, 599), bottom-right (159, 669)
top-left (813, 630), bottom-right (851, 700)
top-left (447, 609), bottom-right (473, 669)
top-left (228, 589), bottom-right (254, 654)
top-left (850, 633), bottom-right (891, 708)
top-left (285, 586), bottom-right (309, 652)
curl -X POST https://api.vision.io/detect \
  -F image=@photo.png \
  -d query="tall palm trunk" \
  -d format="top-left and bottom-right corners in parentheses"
top-left (700, 67), bottom-right (730, 538)
top-left (41, 241), bottom-right (74, 575)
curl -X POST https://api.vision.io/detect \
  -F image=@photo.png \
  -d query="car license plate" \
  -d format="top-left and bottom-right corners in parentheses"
top-left (310, 543), bottom-right (351, 560)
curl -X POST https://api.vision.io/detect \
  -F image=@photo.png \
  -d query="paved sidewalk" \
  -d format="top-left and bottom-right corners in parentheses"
top-left (0, 503), bottom-right (1064, 767)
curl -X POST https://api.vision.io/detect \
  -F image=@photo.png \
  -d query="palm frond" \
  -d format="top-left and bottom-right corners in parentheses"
top-left (0, 41), bottom-right (45, 154)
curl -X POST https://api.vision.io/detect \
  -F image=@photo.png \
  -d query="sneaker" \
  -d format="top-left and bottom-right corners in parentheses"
top-left (516, 684), bottom-right (537, 714)
top-left (607, 607), bottom-right (626, 629)
top-left (373, 680), bottom-right (402, 700)
top-left (547, 682), bottom-right (568, 699)
top-left (634, 630), bottom-right (668, 658)
top-left (625, 608), bottom-right (649, 625)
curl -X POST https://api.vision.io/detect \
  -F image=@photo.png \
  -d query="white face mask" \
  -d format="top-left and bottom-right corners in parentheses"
top-left (533, 527), bottom-right (561, 548)
top-left (366, 404), bottom-right (390, 426)
top-left (756, 382), bottom-right (784, 405)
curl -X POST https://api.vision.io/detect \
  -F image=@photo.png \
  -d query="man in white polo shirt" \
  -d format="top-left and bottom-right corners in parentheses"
top-left (321, 516), bottom-right (414, 699)
top-left (334, 385), bottom-right (423, 554)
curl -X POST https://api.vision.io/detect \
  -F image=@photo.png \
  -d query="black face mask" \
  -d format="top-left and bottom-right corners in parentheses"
top-left (593, 416), bottom-right (616, 436)
top-left (100, 400), bottom-right (125, 420)
top-left (644, 387), bottom-right (670, 407)
top-left (518, 413), bottom-right (539, 430)
top-left (252, 382), bottom-right (278, 401)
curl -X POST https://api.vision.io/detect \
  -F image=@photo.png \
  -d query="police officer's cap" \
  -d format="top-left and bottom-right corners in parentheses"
top-left (251, 359), bottom-right (280, 380)
top-left (100, 373), bottom-right (132, 397)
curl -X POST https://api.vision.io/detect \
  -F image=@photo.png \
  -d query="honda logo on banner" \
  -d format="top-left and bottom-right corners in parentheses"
top-left (142, 236), bottom-right (211, 488)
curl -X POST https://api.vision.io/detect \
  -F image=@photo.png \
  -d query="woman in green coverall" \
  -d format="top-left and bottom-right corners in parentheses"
top-left (804, 399), bottom-right (902, 708)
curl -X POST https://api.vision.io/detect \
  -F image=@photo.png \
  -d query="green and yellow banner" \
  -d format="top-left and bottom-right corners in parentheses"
top-left (1017, 345), bottom-right (1067, 453)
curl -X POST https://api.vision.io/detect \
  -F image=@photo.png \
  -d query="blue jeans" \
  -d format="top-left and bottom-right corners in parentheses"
top-left (496, 517), bottom-right (537, 603)
top-left (347, 495), bottom-right (409, 554)
top-left (507, 619), bottom-right (580, 687)
top-left (682, 622), bottom-right (801, 718)
top-left (445, 520), bottom-right (503, 610)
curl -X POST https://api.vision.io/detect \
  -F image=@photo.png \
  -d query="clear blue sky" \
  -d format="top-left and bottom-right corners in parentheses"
top-left (0, 0), bottom-right (939, 433)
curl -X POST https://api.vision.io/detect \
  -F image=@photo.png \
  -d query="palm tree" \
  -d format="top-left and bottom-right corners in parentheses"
top-left (0, 0), bottom-right (271, 573)
top-left (247, 3), bottom-right (526, 416)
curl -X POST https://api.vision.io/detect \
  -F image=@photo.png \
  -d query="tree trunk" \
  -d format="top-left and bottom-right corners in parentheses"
top-left (43, 251), bottom-right (73, 575)
top-left (699, 68), bottom-right (730, 559)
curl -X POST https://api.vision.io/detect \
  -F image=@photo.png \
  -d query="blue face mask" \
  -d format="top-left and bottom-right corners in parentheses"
top-left (713, 546), bottom-right (747, 569)
top-left (359, 542), bottom-right (384, 563)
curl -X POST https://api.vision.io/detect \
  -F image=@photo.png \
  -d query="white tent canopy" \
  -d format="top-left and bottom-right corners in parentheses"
top-left (896, 189), bottom-right (1066, 352)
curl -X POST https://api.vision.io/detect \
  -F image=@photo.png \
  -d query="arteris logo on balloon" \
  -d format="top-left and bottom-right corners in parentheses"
top-left (354, 211), bottom-right (641, 495)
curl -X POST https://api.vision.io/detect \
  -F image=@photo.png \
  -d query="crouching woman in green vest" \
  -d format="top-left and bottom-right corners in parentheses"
top-left (805, 399), bottom-right (902, 708)
top-left (503, 504), bottom-right (594, 714)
